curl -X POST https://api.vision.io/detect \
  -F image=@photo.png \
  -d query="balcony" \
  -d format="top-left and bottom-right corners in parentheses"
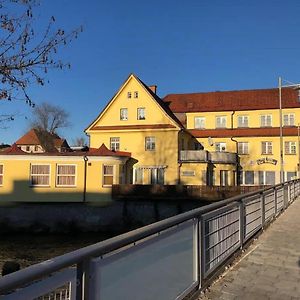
top-left (209, 151), bottom-right (237, 164)
top-left (180, 150), bottom-right (208, 162)
top-left (179, 150), bottom-right (237, 164)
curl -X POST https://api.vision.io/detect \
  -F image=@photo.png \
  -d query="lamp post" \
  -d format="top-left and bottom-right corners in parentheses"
top-left (278, 77), bottom-right (300, 183)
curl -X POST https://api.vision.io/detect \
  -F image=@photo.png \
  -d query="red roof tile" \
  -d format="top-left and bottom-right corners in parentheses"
top-left (164, 88), bottom-right (300, 113)
top-left (86, 144), bottom-right (131, 157)
top-left (189, 127), bottom-right (299, 138)
top-left (2, 143), bottom-right (27, 154)
top-left (15, 129), bottom-right (40, 145)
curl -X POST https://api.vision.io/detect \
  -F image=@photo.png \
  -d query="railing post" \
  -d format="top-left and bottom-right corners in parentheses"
top-left (261, 192), bottom-right (265, 229)
top-left (76, 259), bottom-right (91, 300)
top-left (196, 217), bottom-right (201, 290)
top-left (274, 187), bottom-right (278, 216)
top-left (239, 200), bottom-right (245, 249)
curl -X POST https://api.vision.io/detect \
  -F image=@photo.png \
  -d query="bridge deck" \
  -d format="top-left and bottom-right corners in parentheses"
top-left (199, 198), bottom-right (300, 300)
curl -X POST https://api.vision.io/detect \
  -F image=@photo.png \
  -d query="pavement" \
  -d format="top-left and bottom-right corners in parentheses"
top-left (198, 198), bottom-right (300, 300)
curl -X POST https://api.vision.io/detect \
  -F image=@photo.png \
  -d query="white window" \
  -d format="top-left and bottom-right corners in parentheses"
top-left (238, 142), bottom-right (249, 155)
top-left (259, 171), bottom-right (275, 185)
top-left (260, 115), bottom-right (272, 127)
top-left (261, 141), bottom-right (273, 154)
top-left (0, 164), bottom-right (3, 186)
top-left (237, 115), bottom-right (249, 128)
top-left (283, 114), bottom-right (295, 126)
top-left (103, 165), bottom-right (114, 187)
top-left (110, 137), bottom-right (120, 151)
top-left (150, 168), bottom-right (165, 184)
top-left (215, 142), bottom-right (226, 152)
top-left (145, 137), bottom-right (155, 151)
top-left (120, 108), bottom-right (128, 121)
top-left (194, 117), bottom-right (205, 129)
top-left (285, 141), bottom-right (296, 154)
top-left (134, 91), bottom-right (139, 98)
top-left (30, 164), bottom-right (50, 186)
top-left (56, 165), bottom-right (76, 187)
top-left (220, 170), bottom-right (229, 186)
top-left (127, 92), bottom-right (132, 99)
top-left (216, 116), bottom-right (226, 128)
top-left (134, 168), bottom-right (144, 184)
top-left (137, 107), bottom-right (145, 120)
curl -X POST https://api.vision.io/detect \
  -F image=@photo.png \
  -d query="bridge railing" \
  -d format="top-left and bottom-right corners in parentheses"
top-left (0, 180), bottom-right (299, 300)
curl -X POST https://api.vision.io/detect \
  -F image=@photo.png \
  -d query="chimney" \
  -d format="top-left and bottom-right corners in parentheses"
top-left (148, 85), bottom-right (157, 94)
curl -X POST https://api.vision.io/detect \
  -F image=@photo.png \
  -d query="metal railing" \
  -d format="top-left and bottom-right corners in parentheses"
top-left (0, 180), bottom-right (299, 300)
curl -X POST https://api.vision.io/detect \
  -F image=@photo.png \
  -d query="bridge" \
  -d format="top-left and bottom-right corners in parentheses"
top-left (0, 180), bottom-right (299, 300)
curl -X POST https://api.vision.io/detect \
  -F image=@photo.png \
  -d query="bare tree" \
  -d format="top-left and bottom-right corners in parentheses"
top-left (72, 136), bottom-right (87, 147)
top-left (30, 102), bottom-right (70, 133)
top-left (0, 0), bottom-right (82, 123)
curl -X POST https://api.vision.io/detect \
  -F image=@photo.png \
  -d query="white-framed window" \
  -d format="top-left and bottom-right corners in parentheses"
top-left (56, 164), bottom-right (76, 187)
top-left (194, 117), bottom-right (205, 129)
top-left (215, 142), bottom-right (226, 152)
top-left (260, 115), bottom-right (272, 127)
top-left (285, 141), bottom-right (296, 154)
top-left (0, 164), bottom-right (3, 186)
top-left (145, 137), bottom-right (155, 151)
top-left (30, 164), bottom-right (50, 186)
top-left (238, 142), bottom-right (249, 155)
top-left (137, 107), bottom-right (145, 120)
top-left (240, 171), bottom-right (254, 185)
top-left (283, 113), bottom-right (295, 126)
top-left (103, 165), bottom-right (114, 187)
top-left (220, 170), bottom-right (229, 186)
top-left (110, 137), bottom-right (120, 151)
top-left (120, 108), bottom-right (128, 121)
top-left (127, 92), bottom-right (132, 99)
top-left (286, 171), bottom-right (297, 181)
top-left (134, 168), bottom-right (144, 184)
top-left (150, 168), bottom-right (165, 184)
top-left (261, 141), bottom-right (273, 154)
top-left (259, 171), bottom-right (275, 185)
top-left (237, 115), bottom-right (249, 128)
top-left (134, 91), bottom-right (139, 98)
top-left (216, 116), bottom-right (226, 128)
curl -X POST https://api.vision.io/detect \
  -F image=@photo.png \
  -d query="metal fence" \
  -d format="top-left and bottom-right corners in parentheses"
top-left (0, 180), bottom-right (299, 300)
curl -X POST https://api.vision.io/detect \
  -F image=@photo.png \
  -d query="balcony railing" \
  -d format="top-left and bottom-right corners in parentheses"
top-left (179, 150), bottom-right (208, 162)
top-left (209, 151), bottom-right (237, 164)
top-left (179, 150), bottom-right (237, 164)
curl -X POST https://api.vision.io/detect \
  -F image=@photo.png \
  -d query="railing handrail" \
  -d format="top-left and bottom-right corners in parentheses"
top-left (0, 180), bottom-right (298, 293)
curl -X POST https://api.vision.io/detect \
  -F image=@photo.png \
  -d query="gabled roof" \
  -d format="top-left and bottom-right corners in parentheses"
top-left (0, 143), bottom-right (131, 158)
top-left (15, 129), bottom-right (70, 152)
top-left (163, 87), bottom-right (300, 113)
top-left (85, 73), bottom-right (184, 132)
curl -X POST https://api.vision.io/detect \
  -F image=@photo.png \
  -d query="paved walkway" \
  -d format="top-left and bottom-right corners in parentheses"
top-left (199, 199), bottom-right (300, 300)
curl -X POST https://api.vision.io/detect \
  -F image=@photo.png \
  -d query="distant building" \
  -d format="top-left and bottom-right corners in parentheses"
top-left (15, 129), bottom-right (71, 153)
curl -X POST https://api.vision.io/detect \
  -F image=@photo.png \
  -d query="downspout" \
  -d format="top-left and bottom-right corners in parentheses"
top-left (83, 155), bottom-right (88, 202)
top-left (231, 111), bottom-right (240, 186)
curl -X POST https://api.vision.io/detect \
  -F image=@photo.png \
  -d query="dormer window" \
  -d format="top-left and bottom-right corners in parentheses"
top-left (134, 91), bottom-right (138, 98)
top-left (127, 92), bottom-right (132, 99)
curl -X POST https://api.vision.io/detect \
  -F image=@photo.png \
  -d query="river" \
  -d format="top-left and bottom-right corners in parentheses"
top-left (0, 233), bottom-right (113, 273)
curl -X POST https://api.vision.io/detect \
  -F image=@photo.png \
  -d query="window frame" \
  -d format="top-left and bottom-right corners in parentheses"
top-left (285, 141), bottom-right (297, 155)
top-left (30, 164), bottom-right (51, 187)
top-left (0, 164), bottom-right (3, 186)
top-left (102, 165), bottom-right (114, 187)
top-left (215, 142), bottom-right (226, 152)
top-left (127, 92), bottom-right (132, 99)
top-left (261, 141), bottom-right (273, 155)
top-left (215, 116), bottom-right (227, 128)
top-left (134, 91), bottom-right (139, 98)
top-left (238, 142), bottom-right (249, 155)
top-left (283, 113), bottom-right (295, 127)
top-left (137, 107), bottom-right (146, 120)
top-left (145, 136), bottom-right (156, 151)
top-left (260, 114), bottom-right (272, 127)
top-left (56, 164), bottom-right (77, 187)
top-left (110, 137), bottom-right (120, 151)
top-left (120, 108), bottom-right (128, 121)
top-left (194, 116), bottom-right (206, 129)
top-left (237, 115), bottom-right (249, 128)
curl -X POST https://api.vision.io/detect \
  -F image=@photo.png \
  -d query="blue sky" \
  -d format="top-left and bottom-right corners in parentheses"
top-left (1, 0), bottom-right (300, 144)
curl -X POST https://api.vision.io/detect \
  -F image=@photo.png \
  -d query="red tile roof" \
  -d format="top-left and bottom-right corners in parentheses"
top-left (189, 127), bottom-right (299, 138)
top-left (1, 143), bottom-right (27, 154)
top-left (15, 129), bottom-right (40, 145)
top-left (86, 144), bottom-right (131, 157)
top-left (163, 88), bottom-right (300, 113)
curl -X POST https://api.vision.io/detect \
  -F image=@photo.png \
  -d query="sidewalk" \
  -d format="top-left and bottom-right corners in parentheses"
top-left (199, 199), bottom-right (300, 300)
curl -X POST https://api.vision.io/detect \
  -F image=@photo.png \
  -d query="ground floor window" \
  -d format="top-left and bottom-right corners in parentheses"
top-left (258, 171), bottom-right (275, 185)
top-left (220, 170), bottom-right (229, 186)
top-left (30, 164), bottom-right (50, 186)
top-left (0, 164), bottom-right (3, 186)
top-left (150, 168), bottom-right (165, 185)
top-left (103, 165), bottom-right (114, 187)
top-left (240, 171), bottom-right (255, 185)
top-left (56, 164), bottom-right (76, 187)
top-left (134, 167), bottom-right (165, 185)
top-left (286, 171), bottom-right (297, 181)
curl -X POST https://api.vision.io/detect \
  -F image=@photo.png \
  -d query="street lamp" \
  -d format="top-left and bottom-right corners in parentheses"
top-left (278, 77), bottom-right (300, 183)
